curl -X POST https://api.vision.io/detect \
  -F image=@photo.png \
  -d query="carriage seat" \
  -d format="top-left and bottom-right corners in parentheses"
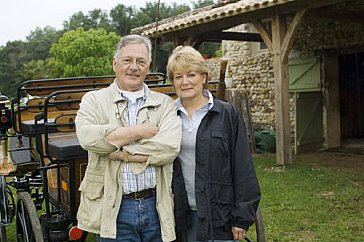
top-left (47, 133), bottom-right (87, 161)
top-left (21, 118), bottom-right (57, 136)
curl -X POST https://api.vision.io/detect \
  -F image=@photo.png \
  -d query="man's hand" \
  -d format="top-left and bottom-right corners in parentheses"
top-left (108, 150), bottom-right (148, 163)
top-left (232, 226), bottom-right (246, 241)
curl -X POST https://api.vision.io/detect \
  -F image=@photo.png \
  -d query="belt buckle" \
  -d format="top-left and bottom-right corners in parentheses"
top-left (134, 191), bottom-right (143, 200)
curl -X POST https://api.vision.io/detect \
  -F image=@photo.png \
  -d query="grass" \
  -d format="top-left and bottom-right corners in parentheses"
top-left (251, 153), bottom-right (363, 242)
top-left (2, 153), bottom-right (363, 241)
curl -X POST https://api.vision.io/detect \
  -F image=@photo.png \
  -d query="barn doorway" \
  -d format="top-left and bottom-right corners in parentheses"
top-left (339, 52), bottom-right (364, 138)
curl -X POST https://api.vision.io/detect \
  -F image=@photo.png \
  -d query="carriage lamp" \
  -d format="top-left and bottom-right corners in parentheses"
top-left (0, 94), bottom-right (11, 130)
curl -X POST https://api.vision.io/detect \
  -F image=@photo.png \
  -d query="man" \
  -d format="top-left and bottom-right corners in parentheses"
top-left (75, 34), bottom-right (182, 241)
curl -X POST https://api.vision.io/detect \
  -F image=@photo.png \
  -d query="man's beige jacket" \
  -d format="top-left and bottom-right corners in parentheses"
top-left (75, 81), bottom-right (182, 241)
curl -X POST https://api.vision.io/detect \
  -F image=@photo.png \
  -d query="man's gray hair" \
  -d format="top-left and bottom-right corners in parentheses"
top-left (114, 35), bottom-right (152, 62)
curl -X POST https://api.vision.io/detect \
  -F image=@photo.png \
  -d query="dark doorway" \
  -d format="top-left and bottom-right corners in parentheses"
top-left (339, 52), bottom-right (364, 138)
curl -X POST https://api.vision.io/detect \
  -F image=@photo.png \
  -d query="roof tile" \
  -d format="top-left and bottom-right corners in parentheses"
top-left (131, 0), bottom-right (293, 36)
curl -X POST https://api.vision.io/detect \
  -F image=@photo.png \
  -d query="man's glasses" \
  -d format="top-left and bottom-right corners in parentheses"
top-left (115, 57), bottom-right (149, 68)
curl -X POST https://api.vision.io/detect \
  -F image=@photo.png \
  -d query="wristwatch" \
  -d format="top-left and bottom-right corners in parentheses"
top-left (121, 149), bottom-right (129, 162)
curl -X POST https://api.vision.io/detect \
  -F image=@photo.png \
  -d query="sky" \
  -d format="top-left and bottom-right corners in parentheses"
top-left (0, 0), bottom-right (192, 46)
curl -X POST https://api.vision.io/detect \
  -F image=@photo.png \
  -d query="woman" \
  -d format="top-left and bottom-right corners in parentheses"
top-left (167, 46), bottom-right (261, 242)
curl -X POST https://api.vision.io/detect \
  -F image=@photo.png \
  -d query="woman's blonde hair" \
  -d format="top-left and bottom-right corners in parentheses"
top-left (166, 46), bottom-right (209, 81)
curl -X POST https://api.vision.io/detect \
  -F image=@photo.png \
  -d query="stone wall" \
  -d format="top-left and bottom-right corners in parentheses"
top-left (209, 2), bottom-right (364, 131)
top-left (227, 47), bottom-right (278, 130)
top-left (205, 58), bottom-right (220, 81)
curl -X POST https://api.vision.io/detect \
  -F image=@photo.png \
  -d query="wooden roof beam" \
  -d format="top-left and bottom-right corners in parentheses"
top-left (172, 33), bottom-right (185, 48)
top-left (252, 20), bottom-right (273, 53)
top-left (281, 9), bottom-right (307, 63)
top-left (199, 31), bottom-right (263, 43)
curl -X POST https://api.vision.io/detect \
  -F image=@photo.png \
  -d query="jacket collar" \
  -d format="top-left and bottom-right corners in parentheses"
top-left (209, 96), bottom-right (224, 114)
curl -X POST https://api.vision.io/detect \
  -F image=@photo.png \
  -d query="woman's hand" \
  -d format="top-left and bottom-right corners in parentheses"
top-left (232, 226), bottom-right (246, 241)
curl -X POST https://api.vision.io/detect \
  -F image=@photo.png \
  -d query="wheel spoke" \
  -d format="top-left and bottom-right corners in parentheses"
top-left (18, 199), bottom-right (31, 241)
top-left (16, 192), bottom-right (43, 242)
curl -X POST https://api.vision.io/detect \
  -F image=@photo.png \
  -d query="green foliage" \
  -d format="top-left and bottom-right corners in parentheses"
top-left (197, 42), bottom-right (221, 59)
top-left (214, 47), bottom-right (222, 57)
top-left (132, 1), bottom-right (190, 72)
top-left (169, 2), bottom-right (191, 16)
top-left (25, 26), bottom-right (63, 60)
top-left (0, 41), bottom-right (29, 97)
top-left (255, 129), bottom-right (276, 153)
top-left (192, 0), bottom-right (216, 9)
top-left (62, 2), bottom-right (190, 39)
top-left (134, 2), bottom-right (190, 29)
top-left (89, 9), bottom-right (112, 31)
top-left (21, 60), bottom-right (49, 80)
top-left (48, 28), bottom-right (119, 77)
top-left (63, 9), bottom-right (113, 32)
top-left (152, 42), bottom-right (174, 73)
top-left (110, 4), bottom-right (137, 36)
top-left (0, 27), bottom-right (63, 97)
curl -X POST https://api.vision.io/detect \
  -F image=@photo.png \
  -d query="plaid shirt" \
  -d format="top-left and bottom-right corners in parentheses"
top-left (119, 86), bottom-right (156, 194)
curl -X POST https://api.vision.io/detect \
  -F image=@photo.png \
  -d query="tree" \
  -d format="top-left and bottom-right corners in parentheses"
top-left (63, 11), bottom-right (90, 30)
top-left (88, 9), bottom-right (113, 31)
top-left (170, 2), bottom-right (191, 16)
top-left (133, 1), bottom-right (190, 72)
top-left (192, 0), bottom-right (216, 9)
top-left (25, 26), bottom-right (63, 60)
top-left (0, 27), bottom-right (62, 97)
top-left (48, 28), bottom-right (120, 77)
top-left (134, 1), bottom-right (190, 27)
top-left (21, 60), bottom-right (49, 80)
top-left (0, 41), bottom-right (28, 97)
top-left (110, 4), bottom-right (137, 36)
top-left (63, 10), bottom-right (112, 32)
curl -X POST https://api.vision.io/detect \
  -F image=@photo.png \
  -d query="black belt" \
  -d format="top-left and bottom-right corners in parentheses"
top-left (123, 188), bottom-right (156, 200)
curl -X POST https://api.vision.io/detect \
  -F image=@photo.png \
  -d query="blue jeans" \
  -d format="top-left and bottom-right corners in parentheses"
top-left (98, 194), bottom-right (161, 242)
top-left (184, 210), bottom-right (235, 242)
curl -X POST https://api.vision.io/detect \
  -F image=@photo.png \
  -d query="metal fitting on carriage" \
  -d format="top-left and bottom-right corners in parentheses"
top-left (40, 213), bottom-right (69, 241)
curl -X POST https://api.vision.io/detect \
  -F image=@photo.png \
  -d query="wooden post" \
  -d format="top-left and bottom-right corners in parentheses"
top-left (272, 12), bottom-right (292, 165)
top-left (253, 9), bottom-right (306, 165)
top-left (322, 55), bottom-right (341, 149)
top-left (226, 88), bottom-right (256, 154)
top-left (217, 58), bottom-right (228, 101)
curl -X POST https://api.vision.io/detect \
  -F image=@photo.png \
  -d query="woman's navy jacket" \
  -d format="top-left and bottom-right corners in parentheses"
top-left (173, 98), bottom-right (261, 241)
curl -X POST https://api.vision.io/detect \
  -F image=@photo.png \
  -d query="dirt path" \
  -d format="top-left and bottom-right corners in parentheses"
top-left (291, 139), bottom-right (364, 173)
top-left (294, 150), bottom-right (364, 173)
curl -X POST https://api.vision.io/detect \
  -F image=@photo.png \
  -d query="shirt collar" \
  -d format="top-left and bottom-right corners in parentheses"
top-left (116, 81), bottom-right (148, 101)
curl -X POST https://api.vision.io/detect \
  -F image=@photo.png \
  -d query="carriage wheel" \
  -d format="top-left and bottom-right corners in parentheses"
top-left (16, 192), bottom-right (43, 242)
top-left (254, 206), bottom-right (265, 242)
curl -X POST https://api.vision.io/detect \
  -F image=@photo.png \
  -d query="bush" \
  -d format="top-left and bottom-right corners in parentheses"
top-left (255, 129), bottom-right (276, 153)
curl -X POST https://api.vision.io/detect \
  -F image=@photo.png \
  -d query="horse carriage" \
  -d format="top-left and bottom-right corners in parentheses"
top-left (0, 74), bottom-right (264, 241)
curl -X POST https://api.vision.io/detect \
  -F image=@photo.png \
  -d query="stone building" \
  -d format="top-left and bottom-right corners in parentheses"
top-left (221, 2), bottom-right (364, 151)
